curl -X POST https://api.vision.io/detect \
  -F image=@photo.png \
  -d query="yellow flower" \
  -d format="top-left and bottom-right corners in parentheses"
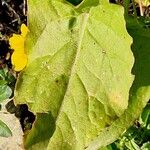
top-left (21, 24), bottom-right (29, 38)
top-left (11, 52), bottom-right (28, 72)
top-left (9, 34), bottom-right (24, 52)
top-left (9, 24), bottom-right (29, 71)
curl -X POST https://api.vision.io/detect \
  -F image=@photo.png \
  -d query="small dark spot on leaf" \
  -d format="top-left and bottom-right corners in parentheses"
top-left (105, 123), bottom-right (110, 127)
top-left (106, 128), bottom-right (109, 131)
top-left (55, 79), bottom-right (59, 83)
top-left (102, 49), bottom-right (106, 54)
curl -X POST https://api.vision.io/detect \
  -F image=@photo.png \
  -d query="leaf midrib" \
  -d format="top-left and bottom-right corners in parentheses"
top-left (55, 13), bottom-right (89, 124)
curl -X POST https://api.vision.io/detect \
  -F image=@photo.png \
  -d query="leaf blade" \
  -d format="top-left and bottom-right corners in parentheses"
top-left (86, 18), bottom-right (150, 150)
top-left (0, 119), bottom-right (12, 137)
top-left (15, 1), bottom-right (134, 149)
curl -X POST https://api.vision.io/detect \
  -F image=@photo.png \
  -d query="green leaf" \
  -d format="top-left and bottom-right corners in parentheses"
top-left (0, 82), bottom-right (12, 103)
top-left (0, 119), bottom-right (12, 137)
top-left (141, 142), bottom-right (150, 150)
top-left (86, 17), bottom-right (150, 150)
top-left (0, 69), bottom-right (6, 80)
top-left (24, 113), bottom-right (55, 149)
top-left (140, 104), bottom-right (150, 127)
top-left (15, 1), bottom-right (134, 149)
top-left (0, 68), bottom-right (13, 102)
top-left (76, 0), bottom-right (100, 11)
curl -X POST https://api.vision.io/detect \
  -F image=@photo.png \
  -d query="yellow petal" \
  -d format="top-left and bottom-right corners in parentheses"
top-left (21, 24), bottom-right (29, 38)
top-left (11, 52), bottom-right (27, 71)
top-left (9, 34), bottom-right (24, 52)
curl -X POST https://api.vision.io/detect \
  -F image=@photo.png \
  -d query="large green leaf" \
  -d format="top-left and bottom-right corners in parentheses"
top-left (86, 18), bottom-right (150, 150)
top-left (15, 1), bottom-right (134, 149)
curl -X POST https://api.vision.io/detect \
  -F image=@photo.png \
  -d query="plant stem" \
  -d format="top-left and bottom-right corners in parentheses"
top-left (138, 0), bottom-right (144, 16)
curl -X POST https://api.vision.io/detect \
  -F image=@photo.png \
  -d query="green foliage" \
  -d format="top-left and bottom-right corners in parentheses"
top-left (0, 68), bottom-right (13, 102)
top-left (106, 103), bottom-right (150, 150)
top-left (141, 104), bottom-right (150, 128)
top-left (0, 67), bottom-right (15, 102)
top-left (13, 0), bottom-right (150, 149)
top-left (0, 67), bottom-right (15, 137)
top-left (0, 119), bottom-right (12, 137)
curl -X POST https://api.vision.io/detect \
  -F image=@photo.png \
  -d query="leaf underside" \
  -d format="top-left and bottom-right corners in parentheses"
top-left (14, 0), bottom-right (150, 150)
